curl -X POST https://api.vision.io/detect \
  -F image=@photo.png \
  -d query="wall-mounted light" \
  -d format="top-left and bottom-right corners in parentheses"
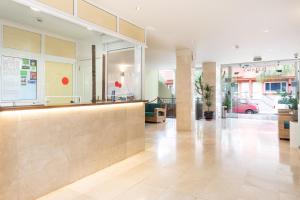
top-left (30, 6), bottom-right (41, 12)
top-left (120, 72), bottom-right (125, 77)
top-left (119, 64), bottom-right (131, 73)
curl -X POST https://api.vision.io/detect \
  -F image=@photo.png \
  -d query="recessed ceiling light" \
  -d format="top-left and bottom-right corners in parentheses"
top-left (136, 6), bottom-right (141, 11)
top-left (263, 29), bottom-right (269, 33)
top-left (30, 6), bottom-right (41, 12)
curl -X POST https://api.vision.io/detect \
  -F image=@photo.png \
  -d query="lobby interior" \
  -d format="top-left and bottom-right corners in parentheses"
top-left (0, 0), bottom-right (300, 200)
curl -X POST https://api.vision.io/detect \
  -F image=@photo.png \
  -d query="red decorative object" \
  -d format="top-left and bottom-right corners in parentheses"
top-left (62, 77), bottom-right (69, 85)
top-left (114, 81), bottom-right (122, 88)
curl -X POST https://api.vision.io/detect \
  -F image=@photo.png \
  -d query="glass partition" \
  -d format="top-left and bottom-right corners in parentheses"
top-left (107, 47), bottom-right (142, 101)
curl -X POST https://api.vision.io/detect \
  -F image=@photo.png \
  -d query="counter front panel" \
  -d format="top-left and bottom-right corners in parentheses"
top-left (0, 102), bottom-right (145, 200)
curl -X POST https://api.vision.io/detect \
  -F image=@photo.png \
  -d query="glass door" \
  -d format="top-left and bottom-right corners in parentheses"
top-left (222, 60), bottom-right (299, 120)
top-left (221, 65), bottom-right (238, 118)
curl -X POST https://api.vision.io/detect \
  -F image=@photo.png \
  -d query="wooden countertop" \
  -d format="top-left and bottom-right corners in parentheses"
top-left (0, 100), bottom-right (147, 112)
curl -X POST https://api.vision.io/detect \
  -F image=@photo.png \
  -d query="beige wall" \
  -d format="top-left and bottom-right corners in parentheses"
top-left (45, 36), bottom-right (76, 59)
top-left (176, 49), bottom-right (193, 131)
top-left (3, 25), bottom-right (41, 53)
top-left (38, 0), bottom-right (74, 15)
top-left (77, 0), bottom-right (117, 32)
top-left (202, 62), bottom-right (216, 113)
top-left (119, 19), bottom-right (145, 43)
top-left (0, 103), bottom-right (145, 200)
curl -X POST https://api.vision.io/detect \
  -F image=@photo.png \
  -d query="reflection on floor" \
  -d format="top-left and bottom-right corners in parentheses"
top-left (38, 118), bottom-right (300, 200)
top-left (227, 113), bottom-right (278, 120)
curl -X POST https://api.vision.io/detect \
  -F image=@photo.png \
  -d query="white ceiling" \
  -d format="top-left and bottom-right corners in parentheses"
top-left (91, 0), bottom-right (300, 67)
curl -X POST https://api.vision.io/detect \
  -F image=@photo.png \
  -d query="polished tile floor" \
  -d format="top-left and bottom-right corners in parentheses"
top-left (37, 118), bottom-right (300, 200)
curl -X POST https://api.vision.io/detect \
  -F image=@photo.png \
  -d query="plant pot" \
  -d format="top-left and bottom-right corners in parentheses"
top-left (195, 101), bottom-right (203, 120)
top-left (204, 111), bottom-right (214, 120)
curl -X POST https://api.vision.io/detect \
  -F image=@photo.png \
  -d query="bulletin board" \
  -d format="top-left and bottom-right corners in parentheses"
top-left (1, 56), bottom-right (37, 101)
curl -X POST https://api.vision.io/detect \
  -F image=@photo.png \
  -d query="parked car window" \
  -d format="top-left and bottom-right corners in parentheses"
top-left (239, 99), bottom-right (247, 104)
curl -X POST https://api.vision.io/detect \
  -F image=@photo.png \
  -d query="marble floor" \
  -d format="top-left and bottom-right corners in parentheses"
top-left (37, 118), bottom-right (300, 200)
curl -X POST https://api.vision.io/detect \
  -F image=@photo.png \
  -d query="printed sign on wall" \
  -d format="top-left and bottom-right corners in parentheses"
top-left (1, 56), bottom-right (37, 101)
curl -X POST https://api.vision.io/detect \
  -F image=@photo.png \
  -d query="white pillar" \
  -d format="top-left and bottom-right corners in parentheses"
top-left (202, 62), bottom-right (217, 115)
top-left (176, 49), bottom-right (193, 131)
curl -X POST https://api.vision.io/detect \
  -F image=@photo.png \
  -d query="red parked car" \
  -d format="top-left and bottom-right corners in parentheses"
top-left (232, 99), bottom-right (259, 114)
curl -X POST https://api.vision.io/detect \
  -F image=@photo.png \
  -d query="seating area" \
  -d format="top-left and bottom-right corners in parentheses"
top-left (145, 103), bottom-right (167, 123)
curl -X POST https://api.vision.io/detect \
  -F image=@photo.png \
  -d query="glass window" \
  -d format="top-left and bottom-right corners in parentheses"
top-left (281, 82), bottom-right (287, 92)
top-left (265, 83), bottom-right (270, 91)
top-left (239, 99), bottom-right (247, 104)
top-left (270, 83), bottom-right (281, 91)
top-left (265, 82), bottom-right (287, 92)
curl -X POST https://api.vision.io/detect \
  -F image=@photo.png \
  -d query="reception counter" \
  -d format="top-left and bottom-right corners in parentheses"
top-left (0, 101), bottom-right (145, 200)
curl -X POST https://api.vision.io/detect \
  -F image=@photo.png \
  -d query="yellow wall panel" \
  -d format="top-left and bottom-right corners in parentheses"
top-left (119, 19), bottom-right (145, 43)
top-left (3, 26), bottom-right (41, 53)
top-left (45, 36), bottom-right (76, 59)
top-left (77, 0), bottom-right (117, 32)
top-left (45, 61), bottom-right (73, 105)
top-left (38, 0), bottom-right (74, 15)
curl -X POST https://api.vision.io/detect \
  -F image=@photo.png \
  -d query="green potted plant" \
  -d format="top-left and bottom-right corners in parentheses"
top-left (195, 74), bottom-right (204, 120)
top-left (278, 91), bottom-right (299, 121)
top-left (223, 92), bottom-right (231, 111)
top-left (289, 97), bottom-right (298, 121)
top-left (203, 83), bottom-right (214, 120)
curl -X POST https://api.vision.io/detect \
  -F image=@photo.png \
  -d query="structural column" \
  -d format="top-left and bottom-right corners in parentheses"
top-left (249, 80), bottom-right (253, 98)
top-left (176, 49), bottom-right (193, 131)
top-left (202, 62), bottom-right (216, 114)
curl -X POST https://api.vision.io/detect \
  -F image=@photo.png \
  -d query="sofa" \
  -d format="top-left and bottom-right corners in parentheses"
top-left (145, 103), bottom-right (167, 123)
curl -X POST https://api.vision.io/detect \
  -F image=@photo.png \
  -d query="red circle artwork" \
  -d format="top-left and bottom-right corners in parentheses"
top-left (114, 81), bottom-right (119, 87)
top-left (62, 77), bottom-right (69, 85)
top-left (114, 81), bottom-right (122, 88)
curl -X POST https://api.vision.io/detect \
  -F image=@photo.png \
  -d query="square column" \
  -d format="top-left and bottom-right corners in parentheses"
top-left (202, 62), bottom-right (216, 114)
top-left (176, 49), bottom-right (193, 131)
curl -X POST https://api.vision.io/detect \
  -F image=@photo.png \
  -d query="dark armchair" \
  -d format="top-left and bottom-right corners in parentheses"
top-left (145, 103), bottom-right (167, 123)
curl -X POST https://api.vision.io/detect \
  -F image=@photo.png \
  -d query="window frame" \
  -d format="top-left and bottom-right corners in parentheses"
top-left (264, 81), bottom-right (288, 93)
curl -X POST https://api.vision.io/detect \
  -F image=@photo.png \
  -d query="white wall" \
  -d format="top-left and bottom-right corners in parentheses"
top-left (144, 65), bottom-right (158, 101)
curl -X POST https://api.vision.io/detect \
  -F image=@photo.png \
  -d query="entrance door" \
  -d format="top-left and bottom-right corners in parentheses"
top-left (222, 65), bottom-right (238, 118)
top-left (222, 60), bottom-right (299, 120)
top-left (78, 60), bottom-right (92, 103)
top-left (77, 58), bottom-right (102, 103)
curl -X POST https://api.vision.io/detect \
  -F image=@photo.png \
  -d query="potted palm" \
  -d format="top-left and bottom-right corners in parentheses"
top-left (195, 75), bottom-right (204, 120)
top-left (203, 83), bottom-right (214, 120)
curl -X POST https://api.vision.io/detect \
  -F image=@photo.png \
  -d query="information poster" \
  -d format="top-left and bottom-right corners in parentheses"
top-left (1, 56), bottom-right (37, 101)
